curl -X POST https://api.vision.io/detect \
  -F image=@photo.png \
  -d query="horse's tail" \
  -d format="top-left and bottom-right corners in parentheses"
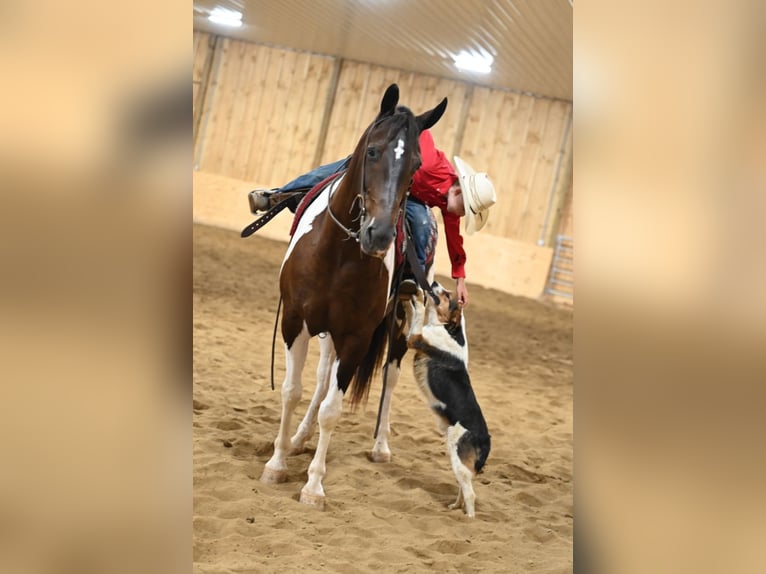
top-left (348, 316), bottom-right (389, 410)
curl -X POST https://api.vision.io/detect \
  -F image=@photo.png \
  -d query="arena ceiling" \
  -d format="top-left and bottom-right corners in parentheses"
top-left (193, 0), bottom-right (573, 102)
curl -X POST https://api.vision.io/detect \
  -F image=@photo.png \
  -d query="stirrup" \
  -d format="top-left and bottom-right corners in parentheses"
top-left (248, 189), bottom-right (275, 214)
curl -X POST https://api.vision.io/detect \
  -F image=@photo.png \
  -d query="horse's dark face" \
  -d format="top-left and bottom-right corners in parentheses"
top-left (354, 84), bottom-right (448, 259)
top-left (357, 111), bottom-right (421, 257)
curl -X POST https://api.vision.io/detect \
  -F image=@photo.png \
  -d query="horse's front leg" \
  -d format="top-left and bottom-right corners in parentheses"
top-left (290, 333), bottom-right (335, 454)
top-left (300, 338), bottom-right (364, 509)
top-left (261, 323), bottom-right (310, 483)
top-left (299, 358), bottom-right (343, 509)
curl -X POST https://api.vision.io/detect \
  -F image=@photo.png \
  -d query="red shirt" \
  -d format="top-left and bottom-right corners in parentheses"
top-left (410, 130), bottom-right (466, 278)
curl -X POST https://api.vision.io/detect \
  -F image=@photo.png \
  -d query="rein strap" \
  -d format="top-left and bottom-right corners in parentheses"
top-left (241, 198), bottom-right (294, 238)
top-left (404, 216), bottom-right (440, 305)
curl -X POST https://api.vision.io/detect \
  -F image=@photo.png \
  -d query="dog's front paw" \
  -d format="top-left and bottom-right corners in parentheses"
top-left (411, 293), bottom-right (425, 314)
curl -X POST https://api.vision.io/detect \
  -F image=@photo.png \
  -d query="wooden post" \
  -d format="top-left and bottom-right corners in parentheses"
top-left (193, 34), bottom-right (220, 156)
top-left (450, 84), bottom-right (474, 159)
top-left (312, 58), bottom-right (344, 168)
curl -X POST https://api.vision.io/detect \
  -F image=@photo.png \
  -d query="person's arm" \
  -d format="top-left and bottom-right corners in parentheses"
top-left (454, 277), bottom-right (468, 308)
top-left (442, 209), bottom-right (469, 307)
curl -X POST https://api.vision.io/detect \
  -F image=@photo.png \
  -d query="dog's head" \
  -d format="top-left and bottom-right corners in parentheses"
top-left (425, 281), bottom-right (463, 329)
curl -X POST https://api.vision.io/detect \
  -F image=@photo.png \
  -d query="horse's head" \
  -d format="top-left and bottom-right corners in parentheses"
top-left (353, 84), bottom-right (447, 259)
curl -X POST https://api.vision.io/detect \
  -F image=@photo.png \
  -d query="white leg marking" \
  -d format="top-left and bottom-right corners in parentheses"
top-left (371, 359), bottom-right (400, 462)
top-left (261, 323), bottom-right (310, 482)
top-left (300, 360), bottom-right (344, 507)
top-left (291, 334), bottom-right (335, 453)
top-left (447, 423), bottom-right (476, 517)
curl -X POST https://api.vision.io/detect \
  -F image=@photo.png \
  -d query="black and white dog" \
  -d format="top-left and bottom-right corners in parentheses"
top-left (404, 282), bottom-right (491, 518)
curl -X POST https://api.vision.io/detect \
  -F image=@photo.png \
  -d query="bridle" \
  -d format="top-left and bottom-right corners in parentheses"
top-left (326, 117), bottom-right (410, 242)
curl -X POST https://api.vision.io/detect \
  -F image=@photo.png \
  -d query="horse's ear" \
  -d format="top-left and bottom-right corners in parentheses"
top-left (416, 97), bottom-right (448, 132)
top-left (379, 84), bottom-right (399, 118)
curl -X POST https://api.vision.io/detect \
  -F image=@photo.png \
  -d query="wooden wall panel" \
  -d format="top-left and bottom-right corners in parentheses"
top-left (197, 39), bottom-right (335, 185)
top-left (194, 35), bottom-right (573, 251)
top-left (556, 171), bottom-right (573, 238)
top-left (459, 88), bottom-right (572, 244)
top-left (193, 31), bottom-right (212, 119)
top-left (191, 33), bottom-right (574, 299)
top-left (319, 61), bottom-right (469, 165)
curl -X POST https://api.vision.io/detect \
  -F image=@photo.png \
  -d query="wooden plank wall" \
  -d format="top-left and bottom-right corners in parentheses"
top-left (459, 88), bottom-right (572, 244)
top-left (193, 34), bottom-right (573, 253)
top-left (193, 30), bottom-right (209, 117)
top-left (319, 61), bottom-right (470, 165)
top-left (193, 31), bottom-right (217, 147)
top-left (196, 39), bottom-right (336, 183)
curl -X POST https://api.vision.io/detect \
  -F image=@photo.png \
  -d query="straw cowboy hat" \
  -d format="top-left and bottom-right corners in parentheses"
top-left (453, 156), bottom-right (497, 235)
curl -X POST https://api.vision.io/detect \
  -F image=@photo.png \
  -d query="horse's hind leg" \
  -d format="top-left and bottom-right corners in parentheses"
top-left (290, 333), bottom-right (335, 454)
top-left (371, 310), bottom-right (407, 462)
top-left (370, 358), bottom-right (400, 462)
top-left (447, 424), bottom-right (477, 518)
top-left (261, 323), bottom-right (310, 484)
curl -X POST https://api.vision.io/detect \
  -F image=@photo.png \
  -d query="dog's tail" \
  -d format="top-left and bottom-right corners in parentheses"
top-left (474, 433), bottom-right (491, 474)
top-left (348, 316), bottom-right (389, 410)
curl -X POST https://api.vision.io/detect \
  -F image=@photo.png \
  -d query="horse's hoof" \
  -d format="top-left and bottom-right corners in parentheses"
top-left (299, 491), bottom-right (326, 510)
top-left (260, 467), bottom-right (288, 484)
top-left (370, 450), bottom-right (391, 463)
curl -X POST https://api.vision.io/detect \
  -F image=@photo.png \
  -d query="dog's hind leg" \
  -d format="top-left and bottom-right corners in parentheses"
top-left (446, 424), bottom-right (477, 518)
top-left (448, 487), bottom-right (463, 511)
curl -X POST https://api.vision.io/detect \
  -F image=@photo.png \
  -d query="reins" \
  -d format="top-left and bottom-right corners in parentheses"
top-left (326, 197), bottom-right (361, 242)
top-left (373, 202), bottom-right (439, 439)
top-left (270, 295), bottom-right (282, 391)
top-left (326, 125), bottom-right (371, 242)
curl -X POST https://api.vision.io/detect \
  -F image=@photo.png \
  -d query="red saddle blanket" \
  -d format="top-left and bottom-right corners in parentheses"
top-left (289, 171), bottom-right (345, 237)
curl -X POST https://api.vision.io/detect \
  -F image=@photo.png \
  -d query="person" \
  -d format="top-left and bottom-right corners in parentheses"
top-left (248, 130), bottom-right (496, 307)
top-left (402, 130), bottom-right (496, 308)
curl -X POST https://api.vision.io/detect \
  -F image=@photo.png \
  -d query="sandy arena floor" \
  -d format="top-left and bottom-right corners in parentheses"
top-left (193, 224), bottom-right (573, 573)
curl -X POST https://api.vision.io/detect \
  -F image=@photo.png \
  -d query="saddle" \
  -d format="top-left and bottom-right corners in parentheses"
top-left (240, 171), bottom-right (345, 239)
top-left (241, 175), bottom-right (438, 292)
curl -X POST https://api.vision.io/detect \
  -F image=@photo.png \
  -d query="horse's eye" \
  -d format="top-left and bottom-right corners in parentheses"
top-left (366, 147), bottom-right (378, 160)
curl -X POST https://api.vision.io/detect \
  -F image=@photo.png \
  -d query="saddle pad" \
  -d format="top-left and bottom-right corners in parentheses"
top-left (289, 171), bottom-right (346, 237)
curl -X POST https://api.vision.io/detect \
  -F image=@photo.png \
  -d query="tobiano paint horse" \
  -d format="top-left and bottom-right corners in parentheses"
top-left (260, 84), bottom-right (447, 509)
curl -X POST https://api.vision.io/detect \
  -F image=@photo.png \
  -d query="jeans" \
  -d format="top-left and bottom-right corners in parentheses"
top-left (280, 157), bottom-right (351, 192)
top-left (405, 199), bottom-right (431, 272)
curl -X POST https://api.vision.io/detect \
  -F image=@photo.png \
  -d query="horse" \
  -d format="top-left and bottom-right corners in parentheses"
top-left (260, 83), bottom-right (447, 509)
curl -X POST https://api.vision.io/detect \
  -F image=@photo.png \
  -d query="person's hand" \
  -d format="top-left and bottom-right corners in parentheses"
top-left (455, 277), bottom-right (468, 308)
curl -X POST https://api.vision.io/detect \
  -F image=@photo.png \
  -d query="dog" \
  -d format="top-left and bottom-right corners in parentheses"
top-left (404, 281), bottom-right (491, 518)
